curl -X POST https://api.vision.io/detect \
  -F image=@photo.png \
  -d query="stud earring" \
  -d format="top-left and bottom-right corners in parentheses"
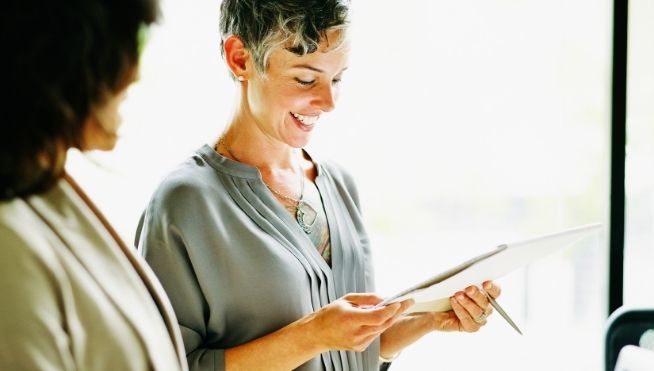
top-left (236, 75), bottom-right (245, 81)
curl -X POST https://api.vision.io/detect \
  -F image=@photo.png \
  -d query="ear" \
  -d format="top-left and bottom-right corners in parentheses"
top-left (223, 35), bottom-right (250, 80)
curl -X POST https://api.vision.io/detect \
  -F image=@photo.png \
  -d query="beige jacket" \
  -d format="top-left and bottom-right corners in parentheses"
top-left (0, 177), bottom-right (188, 371)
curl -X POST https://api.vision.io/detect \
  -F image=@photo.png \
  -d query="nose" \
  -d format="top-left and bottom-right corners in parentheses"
top-left (313, 82), bottom-right (336, 112)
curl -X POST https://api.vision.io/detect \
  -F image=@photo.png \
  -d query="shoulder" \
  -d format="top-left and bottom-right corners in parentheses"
top-left (0, 199), bottom-right (79, 370)
top-left (150, 152), bottom-right (226, 208)
top-left (0, 198), bottom-right (66, 298)
top-left (140, 149), bottom-right (241, 236)
top-left (1, 198), bottom-right (48, 256)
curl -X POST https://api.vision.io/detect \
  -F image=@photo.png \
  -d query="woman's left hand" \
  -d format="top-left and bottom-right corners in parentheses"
top-left (432, 280), bottom-right (501, 332)
top-left (379, 281), bottom-right (502, 357)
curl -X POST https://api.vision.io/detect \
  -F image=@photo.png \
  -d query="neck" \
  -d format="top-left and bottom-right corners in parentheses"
top-left (217, 126), bottom-right (306, 204)
top-left (218, 118), bottom-right (300, 171)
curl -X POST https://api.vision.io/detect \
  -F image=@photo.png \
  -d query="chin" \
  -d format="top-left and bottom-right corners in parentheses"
top-left (97, 136), bottom-right (119, 151)
top-left (288, 130), bottom-right (315, 148)
top-left (80, 134), bottom-right (119, 152)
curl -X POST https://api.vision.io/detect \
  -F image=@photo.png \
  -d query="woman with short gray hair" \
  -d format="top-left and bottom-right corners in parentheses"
top-left (137, 1), bottom-right (501, 370)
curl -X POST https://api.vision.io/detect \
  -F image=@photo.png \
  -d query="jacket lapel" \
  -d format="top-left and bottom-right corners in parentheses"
top-left (62, 176), bottom-right (187, 368)
top-left (113, 232), bottom-right (188, 368)
top-left (27, 179), bottom-right (186, 371)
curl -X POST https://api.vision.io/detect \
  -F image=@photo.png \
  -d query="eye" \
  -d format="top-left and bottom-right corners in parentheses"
top-left (332, 77), bottom-right (342, 85)
top-left (295, 78), bottom-right (315, 86)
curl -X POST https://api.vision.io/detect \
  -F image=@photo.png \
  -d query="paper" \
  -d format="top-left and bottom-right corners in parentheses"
top-left (382, 223), bottom-right (602, 313)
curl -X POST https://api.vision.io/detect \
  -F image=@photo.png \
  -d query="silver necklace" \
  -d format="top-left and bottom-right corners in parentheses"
top-left (216, 137), bottom-right (317, 234)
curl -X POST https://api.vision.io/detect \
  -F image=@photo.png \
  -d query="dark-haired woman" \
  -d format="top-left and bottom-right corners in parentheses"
top-left (137, 1), bottom-right (501, 370)
top-left (0, 1), bottom-right (187, 370)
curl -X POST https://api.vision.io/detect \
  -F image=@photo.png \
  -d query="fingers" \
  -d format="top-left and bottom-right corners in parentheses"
top-left (458, 282), bottom-right (503, 316)
top-left (344, 293), bottom-right (385, 307)
top-left (345, 295), bottom-right (413, 325)
top-left (394, 298), bottom-right (415, 314)
top-left (313, 294), bottom-right (414, 353)
top-left (319, 295), bottom-right (410, 352)
top-left (353, 301), bottom-right (413, 350)
top-left (381, 299), bottom-right (414, 325)
top-left (451, 293), bottom-right (485, 331)
top-left (352, 301), bottom-right (403, 325)
top-left (464, 285), bottom-right (491, 311)
top-left (482, 280), bottom-right (501, 299)
top-left (450, 295), bottom-right (482, 332)
top-left (448, 281), bottom-right (503, 332)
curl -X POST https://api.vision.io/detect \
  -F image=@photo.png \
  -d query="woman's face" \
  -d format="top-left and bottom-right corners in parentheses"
top-left (244, 31), bottom-right (349, 148)
top-left (81, 68), bottom-right (138, 151)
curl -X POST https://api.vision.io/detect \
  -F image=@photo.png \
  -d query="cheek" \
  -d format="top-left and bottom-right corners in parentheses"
top-left (95, 103), bottom-right (120, 131)
top-left (263, 84), bottom-right (310, 112)
top-left (96, 91), bottom-right (127, 131)
top-left (280, 87), bottom-right (314, 110)
top-left (278, 95), bottom-right (309, 111)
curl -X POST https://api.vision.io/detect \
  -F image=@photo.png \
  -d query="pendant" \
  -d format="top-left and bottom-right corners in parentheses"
top-left (296, 200), bottom-right (317, 234)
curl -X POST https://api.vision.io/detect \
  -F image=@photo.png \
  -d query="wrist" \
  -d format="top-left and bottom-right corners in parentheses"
top-left (294, 311), bottom-right (329, 355)
top-left (429, 311), bottom-right (450, 332)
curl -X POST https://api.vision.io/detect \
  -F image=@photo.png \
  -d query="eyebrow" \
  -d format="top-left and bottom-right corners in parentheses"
top-left (290, 64), bottom-right (349, 74)
top-left (291, 64), bottom-right (324, 73)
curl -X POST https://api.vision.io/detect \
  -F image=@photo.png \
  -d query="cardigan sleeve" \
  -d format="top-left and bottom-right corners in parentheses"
top-left (137, 178), bottom-right (227, 371)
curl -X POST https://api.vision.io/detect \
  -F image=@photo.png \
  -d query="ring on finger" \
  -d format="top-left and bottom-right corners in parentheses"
top-left (473, 311), bottom-right (488, 324)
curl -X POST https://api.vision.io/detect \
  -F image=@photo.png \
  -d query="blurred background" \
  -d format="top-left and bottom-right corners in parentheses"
top-left (66, 0), bottom-right (654, 369)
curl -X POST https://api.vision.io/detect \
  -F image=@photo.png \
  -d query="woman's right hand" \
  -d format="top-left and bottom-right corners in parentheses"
top-left (223, 294), bottom-right (413, 370)
top-left (304, 293), bottom-right (413, 352)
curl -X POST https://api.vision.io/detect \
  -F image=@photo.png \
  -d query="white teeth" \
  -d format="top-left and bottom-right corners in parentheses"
top-left (292, 112), bottom-right (319, 126)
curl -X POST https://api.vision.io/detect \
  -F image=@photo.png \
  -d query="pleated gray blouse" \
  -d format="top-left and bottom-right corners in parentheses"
top-left (136, 145), bottom-right (379, 371)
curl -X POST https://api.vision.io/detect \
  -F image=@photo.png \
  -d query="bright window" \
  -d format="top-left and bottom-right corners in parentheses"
top-left (624, 0), bottom-right (654, 306)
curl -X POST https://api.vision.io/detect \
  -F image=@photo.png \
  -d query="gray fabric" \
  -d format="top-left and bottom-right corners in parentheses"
top-left (137, 144), bottom-right (379, 371)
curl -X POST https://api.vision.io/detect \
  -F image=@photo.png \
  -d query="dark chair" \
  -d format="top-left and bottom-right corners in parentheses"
top-left (605, 307), bottom-right (654, 371)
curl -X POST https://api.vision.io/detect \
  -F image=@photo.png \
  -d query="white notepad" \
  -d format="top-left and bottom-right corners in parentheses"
top-left (381, 223), bottom-right (602, 313)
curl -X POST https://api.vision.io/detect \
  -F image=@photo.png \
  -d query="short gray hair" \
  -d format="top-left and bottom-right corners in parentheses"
top-left (219, 0), bottom-right (350, 75)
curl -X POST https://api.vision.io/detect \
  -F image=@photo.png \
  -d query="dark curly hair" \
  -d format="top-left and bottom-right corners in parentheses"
top-left (0, 0), bottom-right (159, 200)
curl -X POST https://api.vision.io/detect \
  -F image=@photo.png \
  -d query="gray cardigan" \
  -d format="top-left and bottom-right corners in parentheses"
top-left (137, 145), bottom-right (379, 371)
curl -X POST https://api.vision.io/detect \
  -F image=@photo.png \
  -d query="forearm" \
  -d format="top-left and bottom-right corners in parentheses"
top-left (224, 314), bottom-right (325, 371)
top-left (379, 313), bottom-right (436, 358)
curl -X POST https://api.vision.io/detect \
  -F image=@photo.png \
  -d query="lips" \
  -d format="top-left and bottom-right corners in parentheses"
top-left (291, 112), bottom-right (319, 126)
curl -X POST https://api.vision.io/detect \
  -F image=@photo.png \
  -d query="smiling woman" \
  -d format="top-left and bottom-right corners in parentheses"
top-left (221, 27), bottom-right (348, 149)
top-left (134, 1), bottom-right (503, 371)
top-left (63, 0), bottom-right (611, 370)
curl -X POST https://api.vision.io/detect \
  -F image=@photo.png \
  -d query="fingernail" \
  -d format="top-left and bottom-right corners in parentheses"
top-left (457, 293), bottom-right (465, 301)
top-left (466, 287), bottom-right (475, 295)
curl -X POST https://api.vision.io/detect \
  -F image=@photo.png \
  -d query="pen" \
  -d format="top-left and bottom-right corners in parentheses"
top-left (483, 290), bottom-right (523, 335)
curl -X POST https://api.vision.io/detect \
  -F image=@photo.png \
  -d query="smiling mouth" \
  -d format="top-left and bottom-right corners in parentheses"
top-left (291, 112), bottom-right (319, 127)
